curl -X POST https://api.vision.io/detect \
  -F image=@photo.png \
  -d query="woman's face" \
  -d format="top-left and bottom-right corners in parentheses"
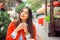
top-left (20, 8), bottom-right (29, 20)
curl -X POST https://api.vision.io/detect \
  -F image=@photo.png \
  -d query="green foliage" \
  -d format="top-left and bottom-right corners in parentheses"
top-left (15, 3), bottom-right (25, 13)
top-left (45, 16), bottom-right (50, 23)
top-left (26, 0), bottom-right (45, 12)
top-left (0, 11), bottom-right (11, 39)
top-left (45, 15), bottom-right (57, 23)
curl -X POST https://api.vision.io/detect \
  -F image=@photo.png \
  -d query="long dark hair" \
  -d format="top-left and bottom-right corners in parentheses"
top-left (15, 7), bottom-right (34, 38)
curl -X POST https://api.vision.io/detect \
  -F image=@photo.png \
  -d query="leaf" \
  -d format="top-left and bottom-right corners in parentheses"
top-left (15, 3), bottom-right (25, 13)
top-left (45, 16), bottom-right (50, 22)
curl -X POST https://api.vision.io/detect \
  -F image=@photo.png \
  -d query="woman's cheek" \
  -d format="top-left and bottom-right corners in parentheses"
top-left (26, 15), bottom-right (28, 19)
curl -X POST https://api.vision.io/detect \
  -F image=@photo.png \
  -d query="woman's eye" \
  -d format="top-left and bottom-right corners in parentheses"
top-left (25, 12), bottom-right (28, 14)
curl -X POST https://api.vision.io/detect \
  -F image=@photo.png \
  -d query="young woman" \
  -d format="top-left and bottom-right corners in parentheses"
top-left (6, 7), bottom-right (36, 40)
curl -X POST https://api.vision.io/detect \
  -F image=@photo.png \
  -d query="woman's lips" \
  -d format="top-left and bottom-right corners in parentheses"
top-left (21, 15), bottom-right (24, 17)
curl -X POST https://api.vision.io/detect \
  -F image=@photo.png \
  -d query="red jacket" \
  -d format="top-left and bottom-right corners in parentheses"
top-left (6, 21), bottom-right (36, 40)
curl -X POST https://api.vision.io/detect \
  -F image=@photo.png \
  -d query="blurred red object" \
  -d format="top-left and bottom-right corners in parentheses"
top-left (0, 3), bottom-right (4, 9)
top-left (38, 18), bottom-right (44, 25)
top-left (47, 1), bottom-right (60, 7)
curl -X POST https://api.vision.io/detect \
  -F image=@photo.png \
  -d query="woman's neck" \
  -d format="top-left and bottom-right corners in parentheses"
top-left (22, 19), bottom-right (26, 23)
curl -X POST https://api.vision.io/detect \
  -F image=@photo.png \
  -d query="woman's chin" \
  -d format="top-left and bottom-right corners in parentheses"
top-left (20, 17), bottom-right (26, 20)
top-left (21, 18), bottom-right (25, 19)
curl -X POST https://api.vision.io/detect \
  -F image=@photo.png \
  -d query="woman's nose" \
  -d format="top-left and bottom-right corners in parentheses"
top-left (21, 13), bottom-right (24, 15)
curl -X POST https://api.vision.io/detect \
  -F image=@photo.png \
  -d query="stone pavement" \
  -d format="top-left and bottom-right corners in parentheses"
top-left (33, 18), bottom-right (60, 40)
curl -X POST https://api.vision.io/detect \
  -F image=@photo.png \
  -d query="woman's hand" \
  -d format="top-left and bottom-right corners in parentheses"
top-left (14, 23), bottom-right (24, 32)
top-left (30, 38), bottom-right (34, 40)
top-left (14, 23), bottom-right (28, 33)
top-left (23, 23), bottom-right (28, 33)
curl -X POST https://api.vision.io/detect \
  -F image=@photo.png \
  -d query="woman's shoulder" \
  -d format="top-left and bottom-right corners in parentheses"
top-left (32, 23), bottom-right (35, 27)
top-left (10, 19), bottom-right (18, 24)
top-left (9, 19), bottom-right (18, 26)
top-left (8, 19), bottom-right (18, 29)
top-left (10, 21), bottom-right (15, 24)
top-left (32, 23), bottom-right (36, 30)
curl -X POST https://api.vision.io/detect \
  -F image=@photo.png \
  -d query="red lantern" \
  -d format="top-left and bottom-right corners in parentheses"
top-left (0, 3), bottom-right (4, 9)
top-left (47, 1), bottom-right (60, 7)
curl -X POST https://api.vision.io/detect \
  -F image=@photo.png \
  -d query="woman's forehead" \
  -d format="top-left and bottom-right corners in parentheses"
top-left (23, 8), bottom-right (28, 12)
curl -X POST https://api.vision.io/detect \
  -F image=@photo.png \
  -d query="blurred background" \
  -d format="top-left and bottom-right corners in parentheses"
top-left (0, 0), bottom-right (60, 40)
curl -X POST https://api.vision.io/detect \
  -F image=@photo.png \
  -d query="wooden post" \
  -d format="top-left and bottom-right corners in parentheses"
top-left (45, 0), bottom-right (47, 16)
top-left (49, 0), bottom-right (55, 36)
